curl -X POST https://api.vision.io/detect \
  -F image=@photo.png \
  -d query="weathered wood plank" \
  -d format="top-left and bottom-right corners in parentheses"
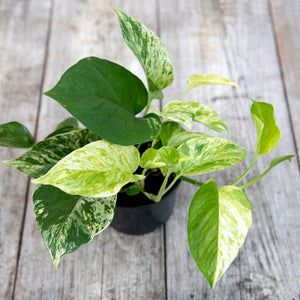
top-left (270, 0), bottom-right (300, 160)
top-left (0, 1), bottom-right (52, 299)
top-left (159, 0), bottom-right (300, 299)
top-left (13, 1), bottom-right (165, 299)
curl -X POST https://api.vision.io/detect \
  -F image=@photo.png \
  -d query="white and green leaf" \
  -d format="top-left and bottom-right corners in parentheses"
top-left (33, 184), bottom-right (116, 269)
top-left (160, 121), bottom-right (206, 148)
top-left (183, 74), bottom-right (237, 99)
top-left (188, 180), bottom-right (252, 288)
top-left (177, 136), bottom-right (247, 176)
top-left (0, 121), bottom-right (34, 148)
top-left (1, 129), bottom-right (100, 178)
top-left (33, 140), bottom-right (144, 197)
top-left (250, 99), bottom-right (280, 155)
top-left (159, 100), bottom-right (228, 134)
top-left (115, 8), bottom-right (173, 100)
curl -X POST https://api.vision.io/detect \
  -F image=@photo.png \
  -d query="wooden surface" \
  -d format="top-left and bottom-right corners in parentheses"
top-left (0, 0), bottom-right (299, 299)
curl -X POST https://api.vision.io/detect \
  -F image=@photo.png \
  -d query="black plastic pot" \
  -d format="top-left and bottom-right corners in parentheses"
top-left (111, 180), bottom-right (181, 235)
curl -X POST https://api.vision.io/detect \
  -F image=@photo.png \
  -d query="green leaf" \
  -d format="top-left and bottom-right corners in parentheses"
top-left (250, 99), bottom-right (280, 155)
top-left (115, 8), bottom-right (173, 100)
top-left (177, 136), bottom-right (247, 176)
top-left (188, 180), bottom-right (252, 288)
top-left (140, 146), bottom-right (190, 173)
top-left (125, 185), bottom-right (141, 196)
top-left (160, 101), bottom-right (228, 134)
top-left (0, 121), bottom-right (34, 148)
top-left (1, 129), bottom-right (99, 178)
top-left (46, 117), bottom-right (79, 138)
top-left (56, 117), bottom-right (78, 130)
top-left (44, 57), bottom-right (161, 146)
top-left (33, 140), bottom-right (144, 197)
top-left (33, 185), bottom-right (116, 269)
top-left (185, 74), bottom-right (237, 94)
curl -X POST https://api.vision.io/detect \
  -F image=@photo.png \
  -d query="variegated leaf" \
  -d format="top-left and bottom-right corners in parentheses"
top-left (115, 9), bottom-right (173, 100)
top-left (186, 74), bottom-right (237, 94)
top-left (1, 129), bottom-right (100, 178)
top-left (188, 180), bottom-right (252, 288)
top-left (161, 100), bottom-right (228, 134)
top-left (177, 136), bottom-right (247, 176)
top-left (33, 185), bottom-right (116, 269)
top-left (33, 140), bottom-right (144, 197)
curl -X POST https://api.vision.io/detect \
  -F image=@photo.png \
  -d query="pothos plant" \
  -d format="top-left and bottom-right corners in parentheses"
top-left (0, 9), bottom-right (295, 288)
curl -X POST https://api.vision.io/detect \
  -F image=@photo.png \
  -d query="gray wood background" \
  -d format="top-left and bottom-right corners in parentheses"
top-left (0, 0), bottom-right (299, 299)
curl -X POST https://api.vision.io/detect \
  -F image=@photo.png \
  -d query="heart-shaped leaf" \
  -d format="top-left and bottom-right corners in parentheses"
top-left (44, 57), bottom-right (161, 146)
top-left (188, 180), bottom-right (252, 288)
top-left (159, 100), bottom-right (228, 134)
top-left (250, 99), bottom-right (280, 155)
top-left (0, 121), bottom-right (34, 148)
top-left (177, 136), bottom-right (247, 176)
top-left (1, 129), bottom-right (99, 178)
top-left (115, 9), bottom-right (173, 100)
top-left (33, 140), bottom-right (144, 197)
top-left (33, 185), bottom-right (116, 269)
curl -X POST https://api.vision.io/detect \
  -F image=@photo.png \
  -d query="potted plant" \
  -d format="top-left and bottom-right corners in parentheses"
top-left (0, 9), bottom-right (295, 288)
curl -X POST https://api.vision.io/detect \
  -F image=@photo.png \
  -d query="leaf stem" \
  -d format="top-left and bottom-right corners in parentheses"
top-left (154, 171), bottom-right (171, 202)
top-left (179, 176), bottom-right (203, 187)
top-left (231, 153), bottom-right (259, 186)
top-left (179, 90), bottom-right (188, 101)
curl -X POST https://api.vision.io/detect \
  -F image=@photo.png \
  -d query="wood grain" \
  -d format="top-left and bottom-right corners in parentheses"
top-left (0, 1), bottom-right (52, 299)
top-left (270, 0), bottom-right (300, 161)
top-left (159, 0), bottom-right (300, 299)
top-left (13, 1), bottom-right (166, 299)
top-left (0, 0), bottom-right (299, 299)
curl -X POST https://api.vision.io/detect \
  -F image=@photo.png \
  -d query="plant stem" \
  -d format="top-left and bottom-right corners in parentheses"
top-left (163, 175), bottom-right (181, 195)
top-left (179, 90), bottom-right (188, 101)
top-left (231, 153), bottom-right (259, 186)
top-left (238, 168), bottom-right (269, 190)
top-left (154, 171), bottom-right (171, 202)
top-left (179, 176), bottom-right (203, 187)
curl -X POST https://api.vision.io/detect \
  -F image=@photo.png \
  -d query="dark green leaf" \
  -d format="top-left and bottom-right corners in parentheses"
top-left (1, 129), bottom-right (99, 178)
top-left (188, 180), bottom-right (252, 288)
top-left (46, 117), bottom-right (79, 138)
top-left (44, 57), bottom-right (161, 145)
top-left (56, 117), bottom-right (78, 130)
top-left (0, 121), bottom-right (34, 148)
top-left (250, 99), bottom-right (280, 155)
top-left (115, 8), bottom-right (173, 100)
top-left (33, 185), bottom-right (116, 269)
